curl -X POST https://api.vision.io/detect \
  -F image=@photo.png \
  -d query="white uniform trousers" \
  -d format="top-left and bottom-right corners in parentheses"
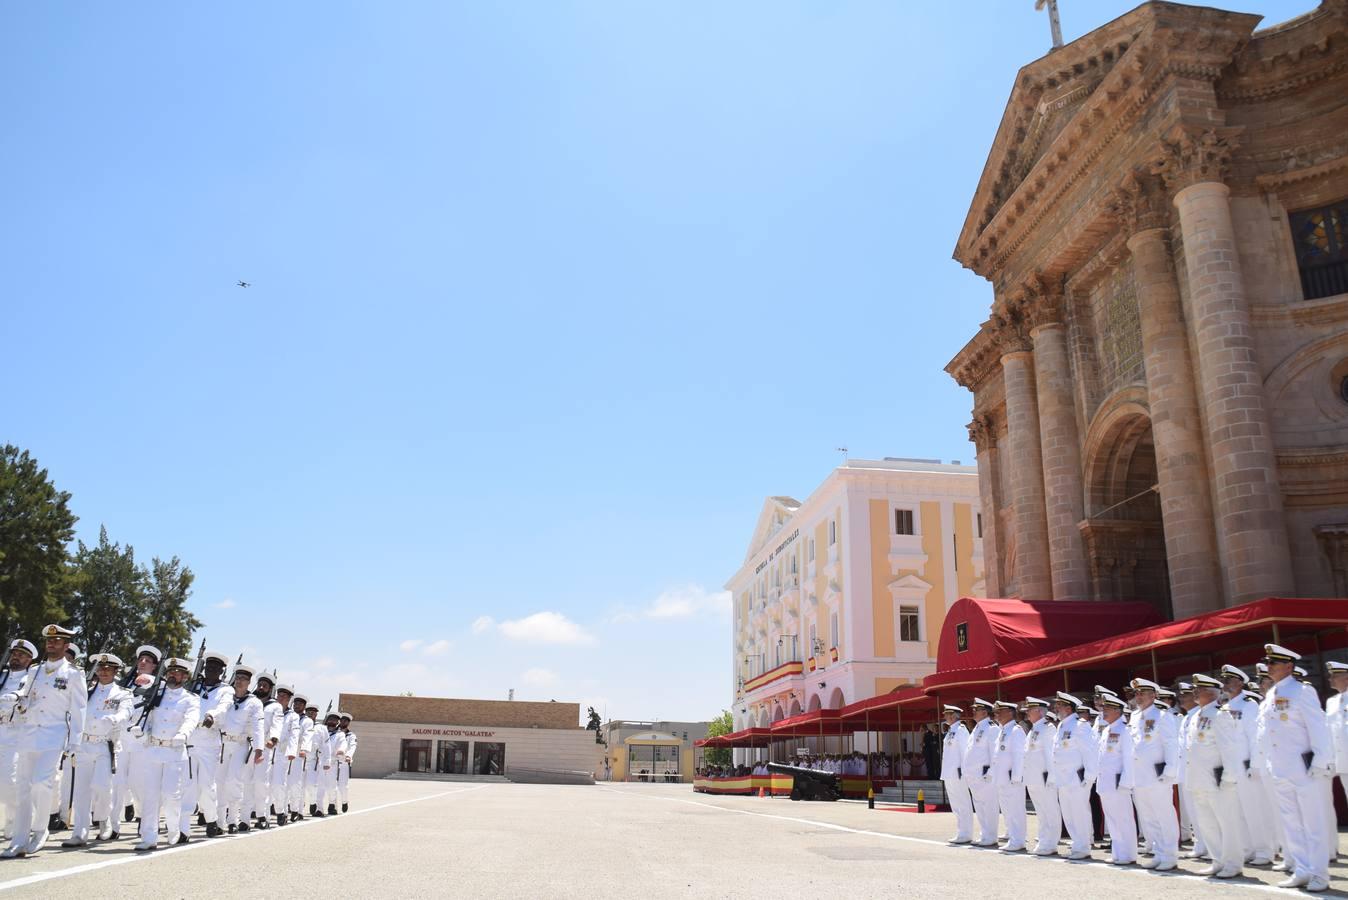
top-left (1260, 771), bottom-right (1284, 857)
top-left (52, 756), bottom-right (72, 819)
top-left (942, 777), bottom-right (973, 842)
top-left (1099, 784), bottom-right (1137, 863)
top-left (337, 759), bottom-right (350, 803)
top-left (6, 748), bottom-right (64, 851)
top-left (1132, 782), bottom-right (1178, 866)
top-left (997, 781), bottom-right (1027, 848)
top-left (136, 756), bottom-right (186, 846)
top-left (315, 765), bottom-right (338, 810)
top-left (181, 743), bottom-right (221, 827)
top-left (1057, 782), bottom-right (1094, 855)
top-left (1271, 772), bottom-right (1329, 882)
top-left (1234, 771), bottom-right (1276, 861)
top-left (1319, 778), bottom-right (1337, 864)
top-left (115, 743), bottom-right (145, 823)
top-left (1026, 775), bottom-right (1060, 854)
top-left (268, 752), bottom-right (293, 817)
top-left (0, 744), bottom-right (19, 838)
top-left (1181, 781), bottom-right (1208, 856)
top-left (69, 743), bottom-right (116, 841)
top-left (968, 776), bottom-right (999, 844)
top-left (1192, 783), bottom-right (1243, 875)
top-left (249, 751), bottom-right (275, 819)
top-left (216, 742), bottom-right (253, 826)
top-left (286, 759), bottom-right (308, 813)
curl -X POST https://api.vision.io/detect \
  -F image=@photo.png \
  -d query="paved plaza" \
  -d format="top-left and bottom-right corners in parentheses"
top-left (0, 779), bottom-right (1343, 898)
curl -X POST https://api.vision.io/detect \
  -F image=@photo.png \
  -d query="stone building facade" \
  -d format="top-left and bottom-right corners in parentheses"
top-left (947, 1), bottom-right (1348, 619)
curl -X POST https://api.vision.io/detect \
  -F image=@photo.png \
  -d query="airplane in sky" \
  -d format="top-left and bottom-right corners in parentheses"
top-left (237, 280), bottom-right (251, 288)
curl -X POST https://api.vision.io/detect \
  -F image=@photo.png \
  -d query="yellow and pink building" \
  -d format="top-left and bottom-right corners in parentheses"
top-left (727, 458), bottom-right (983, 742)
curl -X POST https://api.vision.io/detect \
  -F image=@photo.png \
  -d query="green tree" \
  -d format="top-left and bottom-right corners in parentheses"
top-left (703, 709), bottom-right (733, 768)
top-left (0, 445), bottom-right (78, 638)
top-left (586, 706), bottom-right (605, 744)
top-left (139, 556), bottom-right (201, 658)
top-left (63, 526), bottom-right (147, 660)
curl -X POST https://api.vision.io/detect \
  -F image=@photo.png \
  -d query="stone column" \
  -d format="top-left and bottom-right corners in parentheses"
top-left (968, 415), bottom-right (1002, 598)
top-left (1025, 283), bottom-right (1091, 600)
top-left (997, 311), bottom-right (1054, 600)
top-left (1109, 172), bottom-right (1225, 618)
top-left (1155, 129), bottom-right (1295, 605)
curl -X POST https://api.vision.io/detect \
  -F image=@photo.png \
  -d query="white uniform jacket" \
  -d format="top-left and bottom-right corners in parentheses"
top-left (138, 685), bottom-right (201, 761)
top-left (1326, 691), bottom-right (1348, 775)
top-left (343, 730), bottom-right (357, 763)
top-left (1024, 718), bottom-right (1056, 787)
top-left (1183, 700), bottom-right (1245, 791)
top-left (189, 682), bottom-right (234, 752)
top-left (273, 709), bottom-right (300, 762)
top-left (81, 682), bottom-right (133, 752)
top-left (217, 693), bottom-right (265, 750)
top-left (1098, 718), bottom-right (1135, 791)
top-left (941, 722), bottom-right (969, 781)
top-left (1129, 704), bottom-right (1179, 785)
top-left (9, 659), bottom-right (88, 752)
top-left (962, 718), bottom-right (996, 783)
top-left (991, 721), bottom-right (1025, 785)
top-left (1050, 713), bottom-right (1099, 788)
top-left (1258, 675), bottom-right (1332, 779)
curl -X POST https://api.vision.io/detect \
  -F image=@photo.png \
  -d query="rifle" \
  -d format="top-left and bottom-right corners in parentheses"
top-left (133, 660), bottom-right (168, 731)
top-left (0, 637), bottom-right (12, 693)
top-left (190, 639), bottom-right (207, 694)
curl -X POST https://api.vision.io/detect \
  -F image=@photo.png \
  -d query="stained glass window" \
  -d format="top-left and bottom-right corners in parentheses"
top-left (1290, 202), bottom-right (1348, 300)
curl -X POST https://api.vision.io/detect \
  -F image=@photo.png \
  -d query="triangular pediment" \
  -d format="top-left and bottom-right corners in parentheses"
top-left (744, 495), bottom-right (802, 564)
top-left (888, 574), bottom-right (932, 594)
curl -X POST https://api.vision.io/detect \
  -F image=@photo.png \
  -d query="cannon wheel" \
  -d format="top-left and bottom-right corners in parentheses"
top-left (790, 786), bottom-right (801, 801)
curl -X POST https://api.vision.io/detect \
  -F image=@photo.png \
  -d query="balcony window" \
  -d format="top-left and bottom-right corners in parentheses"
top-left (899, 606), bottom-right (920, 642)
top-left (808, 539), bottom-right (815, 561)
top-left (894, 508), bottom-right (914, 535)
top-left (828, 520), bottom-right (837, 546)
top-left (830, 612), bottom-right (839, 649)
top-left (1290, 201), bottom-right (1348, 300)
top-left (976, 513), bottom-right (983, 539)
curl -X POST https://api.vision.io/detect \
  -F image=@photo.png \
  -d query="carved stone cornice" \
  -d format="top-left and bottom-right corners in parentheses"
top-left (1219, 2), bottom-right (1348, 105)
top-left (1151, 125), bottom-right (1243, 193)
top-left (945, 325), bottom-right (1003, 392)
top-left (1020, 273), bottom-right (1066, 332)
top-left (1105, 170), bottom-right (1170, 236)
top-left (967, 414), bottom-right (998, 453)
top-left (992, 301), bottom-right (1034, 357)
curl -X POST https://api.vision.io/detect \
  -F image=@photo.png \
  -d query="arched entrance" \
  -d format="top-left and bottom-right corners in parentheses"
top-left (826, 687), bottom-right (845, 710)
top-left (1081, 401), bottom-right (1172, 618)
top-left (788, 697), bottom-right (802, 717)
top-left (806, 694), bottom-right (822, 713)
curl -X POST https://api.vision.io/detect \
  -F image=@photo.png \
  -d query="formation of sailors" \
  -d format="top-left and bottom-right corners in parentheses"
top-left (939, 643), bottom-right (1340, 893)
top-left (0, 624), bottom-right (359, 856)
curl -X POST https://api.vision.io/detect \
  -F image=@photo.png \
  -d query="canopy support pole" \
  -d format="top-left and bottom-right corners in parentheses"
top-left (866, 708), bottom-right (872, 791)
top-left (1272, 623), bottom-right (1282, 646)
top-left (1151, 648), bottom-right (1160, 682)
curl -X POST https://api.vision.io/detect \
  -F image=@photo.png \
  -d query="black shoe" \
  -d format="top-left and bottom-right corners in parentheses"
top-left (227, 824), bottom-right (236, 835)
top-left (48, 813), bottom-right (62, 831)
top-left (237, 822), bottom-right (250, 833)
top-left (108, 831), bottom-right (121, 842)
top-left (269, 804), bottom-right (276, 816)
top-left (197, 812), bottom-right (206, 828)
top-left (327, 804), bottom-right (337, 816)
top-left (257, 818), bottom-right (269, 830)
top-left (311, 809), bottom-right (326, 819)
top-left (206, 823), bottom-right (223, 838)
top-left (276, 813), bottom-right (287, 826)
top-left (125, 805), bottom-right (136, 823)
top-left (178, 833), bottom-right (191, 845)
top-left (290, 811), bottom-right (303, 822)
top-left (309, 804), bottom-right (317, 816)
top-left (341, 803), bottom-right (348, 813)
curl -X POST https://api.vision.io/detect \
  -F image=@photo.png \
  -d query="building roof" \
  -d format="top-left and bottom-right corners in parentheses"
top-left (338, 693), bottom-right (581, 730)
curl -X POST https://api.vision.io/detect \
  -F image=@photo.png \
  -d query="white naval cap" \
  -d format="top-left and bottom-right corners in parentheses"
top-left (994, 701), bottom-right (1018, 711)
top-left (1155, 700), bottom-right (1172, 710)
top-left (1294, 666), bottom-right (1308, 678)
top-left (202, 650), bottom-right (230, 667)
top-left (8, 639), bottom-right (37, 658)
top-left (970, 697), bottom-right (994, 711)
top-left (255, 669), bottom-right (276, 684)
top-left (231, 662), bottom-right (256, 680)
top-left (1100, 694), bottom-right (1126, 710)
top-left (1078, 705), bottom-right (1099, 716)
top-left (1157, 688), bottom-right (1176, 700)
top-left (1054, 692), bottom-right (1080, 708)
top-left (1263, 643), bottom-right (1300, 663)
top-left (1220, 664), bottom-right (1249, 682)
top-left (164, 657), bottom-right (192, 672)
top-left (91, 652), bottom-right (124, 670)
top-left (339, 711), bottom-right (353, 721)
top-left (275, 683), bottom-right (295, 696)
top-left (942, 704), bottom-right (963, 714)
top-left (1045, 711), bottom-right (1059, 723)
top-left (1024, 696), bottom-right (1050, 709)
top-left (1092, 684), bottom-right (1114, 696)
top-left (1242, 689), bottom-right (1264, 702)
top-left (66, 643), bottom-right (81, 658)
top-left (291, 692), bottom-right (309, 706)
top-left (41, 623), bottom-right (78, 640)
top-left (135, 645), bottom-right (163, 663)
top-left (1177, 682), bottom-right (1195, 693)
top-left (1192, 673), bottom-right (1222, 689)
top-left (1256, 662), bottom-right (1269, 675)
top-left (1328, 661), bottom-right (1348, 674)
top-left (1130, 677), bottom-right (1160, 693)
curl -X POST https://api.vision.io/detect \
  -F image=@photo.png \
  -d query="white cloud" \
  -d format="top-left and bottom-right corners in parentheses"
top-left (471, 616), bottom-right (495, 635)
top-left (498, 611), bottom-right (595, 645)
top-left (214, 598), bottom-right (236, 610)
top-left (399, 639), bottom-right (422, 653)
top-left (646, 585), bottom-right (731, 619)
top-left (423, 639), bottom-right (451, 657)
top-left (521, 667), bottom-right (558, 687)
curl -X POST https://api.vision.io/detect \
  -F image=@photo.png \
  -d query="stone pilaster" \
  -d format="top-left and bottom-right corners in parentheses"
top-left (996, 307), bottom-right (1054, 600)
top-left (968, 414), bottom-right (1002, 598)
top-left (1110, 170), bottom-right (1225, 618)
top-left (1153, 129), bottom-right (1295, 605)
top-left (1022, 279), bottom-right (1091, 600)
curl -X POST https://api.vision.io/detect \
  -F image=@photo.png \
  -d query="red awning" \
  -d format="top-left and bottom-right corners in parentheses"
top-left (998, 597), bottom-right (1348, 691)
top-left (769, 708), bottom-right (846, 736)
top-left (922, 597), bottom-right (1164, 696)
top-left (838, 686), bottom-right (940, 730)
top-left (699, 727), bottom-right (773, 748)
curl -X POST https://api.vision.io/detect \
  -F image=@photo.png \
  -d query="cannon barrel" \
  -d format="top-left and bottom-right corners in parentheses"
top-left (766, 762), bottom-right (842, 801)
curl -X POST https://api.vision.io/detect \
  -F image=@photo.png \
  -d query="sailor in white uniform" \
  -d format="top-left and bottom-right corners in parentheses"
top-left (940, 705), bottom-right (974, 844)
top-left (62, 653), bottom-right (132, 847)
top-left (246, 670), bottom-right (284, 829)
top-left (1127, 678), bottom-right (1179, 871)
top-left (214, 662), bottom-right (263, 834)
top-left (1184, 673), bottom-right (1246, 878)
top-left (113, 645), bottom-right (162, 833)
top-left (130, 657), bottom-right (200, 850)
top-left (1219, 663), bottom-right (1276, 866)
top-left (1096, 694), bottom-right (1136, 865)
top-left (0, 640), bottom-right (36, 841)
top-left (267, 684), bottom-right (300, 825)
top-left (991, 700), bottom-right (1026, 852)
top-left (338, 711), bottom-right (357, 812)
top-left (962, 698), bottom-right (998, 847)
top-left (287, 692), bottom-right (313, 821)
top-left (184, 650), bottom-right (232, 839)
top-left (1050, 692), bottom-right (1097, 859)
top-left (315, 710), bottom-right (347, 817)
top-left (0, 624), bottom-right (87, 858)
top-left (1257, 643), bottom-right (1333, 892)
top-left (1022, 697), bottom-right (1060, 856)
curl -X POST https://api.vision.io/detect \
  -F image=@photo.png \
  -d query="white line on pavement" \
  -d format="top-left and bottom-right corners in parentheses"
top-left (0, 784), bottom-right (492, 893)
top-left (598, 787), bottom-right (1289, 897)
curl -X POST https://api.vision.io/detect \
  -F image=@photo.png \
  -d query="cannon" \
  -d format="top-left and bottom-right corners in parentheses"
top-left (766, 762), bottom-right (842, 801)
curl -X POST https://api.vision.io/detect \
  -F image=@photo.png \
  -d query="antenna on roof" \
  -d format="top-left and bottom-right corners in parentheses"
top-left (1035, 0), bottom-right (1064, 50)
top-left (835, 447), bottom-right (848, 464)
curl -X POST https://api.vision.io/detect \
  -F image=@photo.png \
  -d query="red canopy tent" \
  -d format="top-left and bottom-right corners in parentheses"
top-left (921, 597), bottom-right (1164, 700)
top-left (695, 727), bottom-right (773, 749)
top-left (769, 708), bottom-right (845, 737)
top-left (997, 596), bottom-right (1348, 696)
top-left (838, 686), bottom-right (938, 731)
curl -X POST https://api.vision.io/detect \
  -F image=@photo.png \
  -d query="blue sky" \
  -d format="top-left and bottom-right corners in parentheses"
top-left (2, 0), bottom-right (1313, 723)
